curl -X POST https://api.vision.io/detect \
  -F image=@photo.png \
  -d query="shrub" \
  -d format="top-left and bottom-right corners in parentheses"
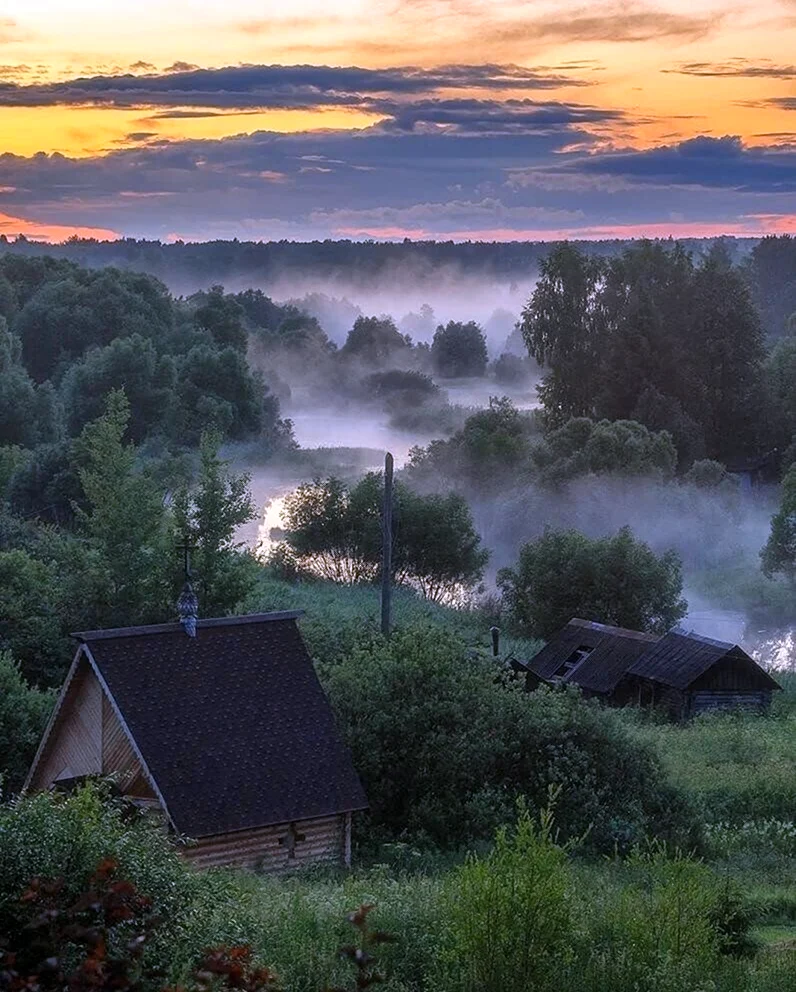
top-left (0, 652), bottom-right (53, 794)
top-left (322, 625), bottom-right (700, 852)
top-left (498, 525), bottom-right (687, 639)
top-left (439, 799), bottom-right (573, 992)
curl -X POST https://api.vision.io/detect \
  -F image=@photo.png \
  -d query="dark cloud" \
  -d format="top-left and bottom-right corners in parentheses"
top-left (563, 135), bottom-right (796, 194)
top-left (0, 62), bottom-right (590, 111)
top-left (765, 98), bottom-right (796, 111)
top-left (666, 59), bottom-right (796, 79)
top-left (129, 61), bottom-right (156, 72)
top-left (164, 61), bottom-right (200, 73)
top-left (373, 97), bottom-right (623, 134)
top-left (0, 125), bottom-right (791, 240)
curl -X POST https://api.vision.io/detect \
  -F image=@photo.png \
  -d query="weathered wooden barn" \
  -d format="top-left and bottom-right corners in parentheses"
top-left (25, 611), bottom-right (368, 870)
top-left (523, 618), bottom-right (781, 719)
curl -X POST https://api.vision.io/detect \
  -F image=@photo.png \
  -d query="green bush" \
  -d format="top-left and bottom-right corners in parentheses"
top-left (322, 624), bottom-right (700, 852)
top-left (0, 651), bottom-right (54, 793)
top-left (439, 799), bottom-right (573, 992)
top-left (0, 786), bottom-right (265, 985)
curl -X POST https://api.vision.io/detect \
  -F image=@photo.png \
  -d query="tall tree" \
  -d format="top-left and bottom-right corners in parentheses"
top-left (73, 390), bottom-right (169, 627)
top-left (761, 462), bottom-right (796, 582)
top-left (689, 245), bottom-right (765, 461)
top-left (520, 243), bottom-right (607, 424)
top-left (171, 432), bottom-right (258, 617)
top-left (431, 320), bottom-right (489, 378)
top-left (498, 526), bottom-right (687, 639)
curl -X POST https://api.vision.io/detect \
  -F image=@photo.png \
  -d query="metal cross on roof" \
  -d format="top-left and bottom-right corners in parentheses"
top-left (176, 537), bottom-right (196, 581)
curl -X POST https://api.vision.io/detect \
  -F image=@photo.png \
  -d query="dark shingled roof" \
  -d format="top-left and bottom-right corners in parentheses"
top-left (75, 613), bottom-right (367, 838)
top-left (527, 619), bottom-right (658, 693)
top-left (628, 628), bottom-right (782, 691)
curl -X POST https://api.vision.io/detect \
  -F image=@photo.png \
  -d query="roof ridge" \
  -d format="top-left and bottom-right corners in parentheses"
top-left (72, 610), bottom-right (305, 642)
top-left (668, 627), bottom-right (734, 650)
top-left (568, 618), bottom-right (659, 641)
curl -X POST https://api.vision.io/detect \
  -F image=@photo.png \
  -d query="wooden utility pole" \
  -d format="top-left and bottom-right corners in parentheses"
top-left (381, 452), bottom-right (394, 637)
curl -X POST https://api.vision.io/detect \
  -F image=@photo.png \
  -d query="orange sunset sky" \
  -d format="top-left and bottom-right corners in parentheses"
top-left (0, 0), bottom-right (794, 241)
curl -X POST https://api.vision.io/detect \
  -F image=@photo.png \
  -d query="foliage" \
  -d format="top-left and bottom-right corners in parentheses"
top-left (322, 625), bottom-right (700, 851)
top-left (761, 462), bottom-right (796, 582)
top-left (0, 788), bottom-right (400, 992)
top-left (173, 346), bottom-right (268, 446)
top-left (406, 397), bottom-right (535, 491)
top-left (746, 234), bottom-right (796, 337)
top-left (360, 369), bottom-right (452, 432)
top-left (520, 241), bottom-right (766, 462)
top-left (492, 351), bottom-right (531, 385)
top-left (60, 335), bottom-right (176, 442)
top-left (0, 652), bottom-right (53, 793)
top-left (440, 799), bottom-right (573, 992)
top-left (684, 459), bottom-right (737, 490)
top-left (278, 473), bottom-right (488, 600)
top-left (73, 391), bottom-right (170, 628)
top-left (0, 549), bottom-right (67, 685)
top-left (171, 433), bottom-right (259, 618)
top-left (520, 242), bottom-right (607, 424)
top-left (431, 321), bottom-right (488, 378)
top-left (13, 268), bottom-right (173, 383)
top-left (341, 316), bottom-right (409, 365)
top-left (498, 525), bottom-right (687, 639)
top-left (0, 319), bottom-right (59, 448)
top-left (6, 439), bottom-right (84, 526)
top-left (532, 417), bottom-right (677, 484)
top-left (192, 285), bottom-right (248, 352)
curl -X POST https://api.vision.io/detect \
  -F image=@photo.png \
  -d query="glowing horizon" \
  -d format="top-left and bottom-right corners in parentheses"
top-left (0, 1), bottom-right (793, 241)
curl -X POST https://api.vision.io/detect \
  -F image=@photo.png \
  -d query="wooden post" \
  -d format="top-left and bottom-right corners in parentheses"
top-left (381, 452), bottom-right (394, 638)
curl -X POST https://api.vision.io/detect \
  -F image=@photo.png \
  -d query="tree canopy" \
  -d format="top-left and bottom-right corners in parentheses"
top-left (498, 526), bottom-right (688, 639)
top-left (277, 473), bottom-right (488, 601)
top-left (520, 241), bottom-right (765, 464)
top-left (431, 320), bottom-right (489, 378)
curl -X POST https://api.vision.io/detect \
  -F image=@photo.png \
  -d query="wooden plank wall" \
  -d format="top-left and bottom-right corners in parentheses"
top-left (182, 814), bottom-right (348, 871)
top-left (29, 663), bottom-right (103, 789)
top-left (689, 690), bottom-right (771, 715)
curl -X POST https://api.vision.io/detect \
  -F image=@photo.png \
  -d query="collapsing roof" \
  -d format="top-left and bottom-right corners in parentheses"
top-left (525, 618), bottom-right (780, 696)
top-left (526, 618), bottom-right (658, 693)
top-left (26, 612), bottom-right (368, 838)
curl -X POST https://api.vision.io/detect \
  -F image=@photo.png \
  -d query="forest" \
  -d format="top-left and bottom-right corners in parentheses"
top-left (1, 234), bottom-right (796, 991)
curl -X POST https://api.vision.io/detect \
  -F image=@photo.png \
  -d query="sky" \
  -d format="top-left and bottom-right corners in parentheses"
top-left (0, 0), bottom-right (793, 241)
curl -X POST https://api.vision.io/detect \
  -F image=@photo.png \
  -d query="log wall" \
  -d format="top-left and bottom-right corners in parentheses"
top-left (182, 813), bottom-right (350, 871)
top-left (688, 690), bottom-right (772, 716)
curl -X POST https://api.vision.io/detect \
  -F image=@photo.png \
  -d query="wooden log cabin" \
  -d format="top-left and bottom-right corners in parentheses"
top-left (25, 611), bottom-right (368, 871)
top-left (523, 618), bottom-right (781, 719)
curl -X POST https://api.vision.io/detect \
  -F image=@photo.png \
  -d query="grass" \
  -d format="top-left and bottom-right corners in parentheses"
top-left (626, 698), bottom-right (796, 825)
top-left (242, 574), bottom-right (542, 665)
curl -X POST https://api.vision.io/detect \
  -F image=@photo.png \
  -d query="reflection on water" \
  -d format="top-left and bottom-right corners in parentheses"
top-left (685, 607), bottom-right (795, 671)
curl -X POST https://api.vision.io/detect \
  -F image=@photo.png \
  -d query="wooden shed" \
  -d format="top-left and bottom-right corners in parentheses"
top-left (25, 611), bottom-right (368, 871)
top-left (523, 619), bottom-right (781, 719)
top-left (625, 629), bottom-right (781, 719)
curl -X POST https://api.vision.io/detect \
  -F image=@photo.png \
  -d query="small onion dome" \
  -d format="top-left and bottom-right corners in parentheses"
top-left (177, 581), bottom-right (199, 638)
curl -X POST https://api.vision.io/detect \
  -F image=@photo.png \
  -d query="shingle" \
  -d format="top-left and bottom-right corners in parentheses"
top-left (527, 618), bottom-right (658, 692)
top-left (76, 614), bottom-right (367, 838)
top-left (628, 629), bottom-right (781, 691)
